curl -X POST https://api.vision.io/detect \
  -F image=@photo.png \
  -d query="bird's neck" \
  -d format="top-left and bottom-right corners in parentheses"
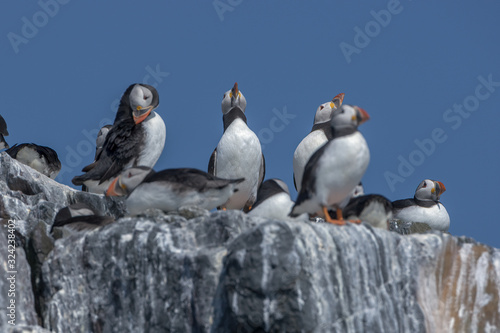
top-left (223, 107), bottom-right (247, 132)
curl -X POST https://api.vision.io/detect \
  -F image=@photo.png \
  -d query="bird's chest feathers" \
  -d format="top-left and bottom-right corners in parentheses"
top-left (137, 112), bottom-right (166, 166)
top-left (217, 120), bottom-right (261, 163)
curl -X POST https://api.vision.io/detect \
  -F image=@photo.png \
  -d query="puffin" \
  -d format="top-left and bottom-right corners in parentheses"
top-left (208, 82), bottom-right (265, 211)
top-left (290, 104), bottom-right (370, 224)
top-left (293, 93), bottom-right (344, 191)
top-left (392, 179), bottom-right (449, 232)
top-left (0, 114), bottom-right (9, 149)
top-left (343, 193), bottom-right (393, 230)
top-left (248, 178), bottom-right (308, 221)
top-left (6, 143), bottom-right (61, 179)
top-left (72, 84), bottom-right (166, 194)
top-left (51, 203), bottom-right (115, 235)
top-left (106, 166), bottom-right (245, 216)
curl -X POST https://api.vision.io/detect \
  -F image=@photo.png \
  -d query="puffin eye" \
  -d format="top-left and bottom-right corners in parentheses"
top-left (143, 95), bottom-right (148, 100)
top-left (423, 182), bottom-right (427, 188)
top-left (319, 105), bottom-right (324, 110)
top-left (223, 94), bottom-right (226, 99)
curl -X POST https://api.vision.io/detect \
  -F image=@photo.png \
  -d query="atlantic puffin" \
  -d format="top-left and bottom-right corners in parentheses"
top-left (293, 93), bottom-right (344, 191)
top-left (72, 84), bottom-right (166, 194)
top-left (290, 104), bottom-right (370, 224)
top-left (343, 193), bottom-right (393, 230)
top-left (106, 166), bottom-right (245, 216)
top-left (6, 143), bottom-right (61, 179)
top-left (392, 179), bottom-right (449, 231)
top-left (51, 202), bottom-right (115, 234)
top-left (208, 82), bottom-right (265, 211)
top-left (248, 178), bottom-right (308, 221)
top-left (0, 114), bottom-right (9, 149)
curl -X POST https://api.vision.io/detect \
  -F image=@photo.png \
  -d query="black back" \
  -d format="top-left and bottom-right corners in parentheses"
top-left (251, 179), bottom-right (287, 210)
top-left (0, 115), bottom-right (8, 136)
top-left (344, 194), bottom-right (393, 217)
top-left (392, 198), bottom-right (438, 210)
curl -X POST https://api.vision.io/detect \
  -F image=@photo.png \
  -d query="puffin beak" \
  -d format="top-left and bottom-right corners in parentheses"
top-left (436, 181), bottom-right (446, 195)
top-left (106, 177), bottom-right (122, 196)
top-left (133, 105), bottom-right (154, 124)
top-left (230, 82), bottom-right (239, 106)
top-left (330, 93), bottom-right (345, 109)
top-left (354, 106), bottom-right (370, 124)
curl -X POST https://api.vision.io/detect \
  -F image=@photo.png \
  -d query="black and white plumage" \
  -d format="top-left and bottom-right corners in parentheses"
top-left (248, 178), bottom-right (308, 221)
top-left (0, 114), bottom-right (9, 149)
top-left (51, 203), bottom-right (115, 234)
top-left (6, 143), bottom-right (61, 179)
top-left (290, 104), bottom-right (370, 225)
top-left (94, 124), bottom-right (112, 160)
top-left (208, 82), bottom-right (265, 211)
top-left (293, 93), bottom-right (344, 191)
top-left (392, 179), bottom-right (449, 232)
top-left (72, 84), bottom-right (166, 194)
top-left (343, 194), bottom-right (393, 230)
top-left (106, 167), bottom-right (245, 216)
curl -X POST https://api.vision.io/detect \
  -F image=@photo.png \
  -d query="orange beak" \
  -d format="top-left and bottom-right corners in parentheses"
top-left (232, 82), bottom-right (239, 97)
top-left (356, 106), bottom-right (370, 124)
top-left (133, 106), bottom-right (153, 124)
top-left (106, 177), bottom-right (121, 196)
top-left (436, 181), bottom-right (446, 195)
top-left (333, 93), bottom-right (345, 105)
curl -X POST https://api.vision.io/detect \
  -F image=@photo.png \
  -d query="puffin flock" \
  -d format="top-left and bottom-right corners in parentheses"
top-left (0, 82), bottom-right (450, 234)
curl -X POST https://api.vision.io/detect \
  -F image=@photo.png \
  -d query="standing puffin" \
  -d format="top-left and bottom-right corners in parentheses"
top-left (290, 104), bottom-right (370, 224)
top-left (293, 93), bottom-right (344, 191)
top-left (208, 82), bottom-right (265, 211)
top-left (248, 178), bottom-right (308, 221)
top-left (106, 166), bottom-right (245, 215)
top-left (392, 179), bottom-right (449, 231)
top-left (72, 84), bottom-right (166, 194)
top-left (0, 114), bottom-right (9, 149)
top-left (6, 143), bottom-right (61, 179)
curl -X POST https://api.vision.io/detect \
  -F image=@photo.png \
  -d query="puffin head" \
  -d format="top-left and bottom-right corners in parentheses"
top-left (414, 179), bottom-right (446, 201)
top-left (221, 82), bottom-right (247, 115)
top-left (314, 93), bottom-right (345, 124)
top-left (126, 84), bottom-right (160, 124)
top-left (106, 166), bottom-right (153, 196)
top-left (330, 104), bottom-right (370, 130)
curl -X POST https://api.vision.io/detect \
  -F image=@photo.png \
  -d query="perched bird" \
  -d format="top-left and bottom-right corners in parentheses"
top-left (0, 115), bottom-right (9, 149)
top-left (208, 82), bottom-right (265, 211)
top-left (290, 104), bottom-right (370, 225)
top-left (343, 193), bottom-right (393, 230)
top-left (248, 178), bottom-right (308, 221)
top-left (293, 93), bottom-right (344, 191)
top-left (51, 203), bottom-right (115, 234)
top-left (106, 166), bottom-right (245, 215)
top-left (72, 84), bottom-right (166, 194)
top-left (392, 179), bottom-right (449, 232)
top-left (6, 143), bottom-right (61, 179)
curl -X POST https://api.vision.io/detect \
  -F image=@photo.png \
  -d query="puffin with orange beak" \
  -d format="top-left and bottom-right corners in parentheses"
top-left (292, 93), bottom-right (345, 191)
top-left (392, 179), bottom-right (450, 232)
top-left (72, 83), bottom-right (166, 194)
top-left (290, 104), bottom-right (370, 224)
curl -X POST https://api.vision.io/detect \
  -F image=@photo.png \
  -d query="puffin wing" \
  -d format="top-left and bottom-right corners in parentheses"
top-left (208, 147), bottom-right (217, 176)
top-left (259, 153), bottom-right (266, 188)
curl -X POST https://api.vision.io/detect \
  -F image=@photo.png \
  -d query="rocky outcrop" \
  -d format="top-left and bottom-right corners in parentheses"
top-left (0, 152), bottom-right (499, 332)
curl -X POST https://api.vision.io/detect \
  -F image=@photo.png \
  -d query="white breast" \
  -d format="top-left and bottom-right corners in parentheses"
top-left (216, 119), bottom-right (262, 209)
top-left (293, 130), bottom-right (328, 191)
top-left (394, 203), bottom-right (450, 232)
top-left (137, 112), bottom-right (166, 168)
top-left (249, 192), bottom-right (308, 222)
top-left (314, 132), bottom-right (370, 207)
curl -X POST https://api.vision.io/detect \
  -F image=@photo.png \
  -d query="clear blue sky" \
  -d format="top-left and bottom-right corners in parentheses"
top-left (2, 1), bottom-right (499, 247)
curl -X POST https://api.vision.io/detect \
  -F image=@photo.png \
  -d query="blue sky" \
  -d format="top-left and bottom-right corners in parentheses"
top-left (2, 1), bottom-right (499, 247)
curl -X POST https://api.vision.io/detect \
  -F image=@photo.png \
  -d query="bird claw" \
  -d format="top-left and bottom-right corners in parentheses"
top-left (348, 219), bottom-right (362, 224)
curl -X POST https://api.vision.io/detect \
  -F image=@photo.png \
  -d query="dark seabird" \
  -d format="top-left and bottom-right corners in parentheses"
top-left (208, 82), bottom-right (265, 211)
top-left (72, 84), bottom-right (166, 194)
top-left (106, 166), bottom-right (245, 215)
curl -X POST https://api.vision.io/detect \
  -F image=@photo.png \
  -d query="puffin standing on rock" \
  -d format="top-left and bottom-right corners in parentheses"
top-left (208, 82), bottom-right (265, 211)
top-left (290, 104), bottom-right (370, 224)
top-left (72, 84), bottom-right (166, 194)
top-left (293, 93), bottom-right (345, 191)
top-left (106, 166), bottom-right (245, 216)
top-left (392, 179), bottom-right (450, 232)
